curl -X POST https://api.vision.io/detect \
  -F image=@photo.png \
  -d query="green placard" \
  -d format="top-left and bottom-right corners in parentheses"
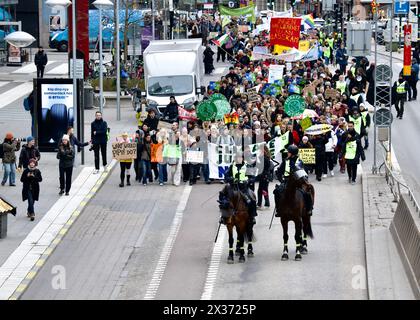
top-left (197, 100), bottom-right (217, 121)
top-left (284, 95), bottom-right (306, 117)
top-left (213, 99), bottom-right (231, 120)
top-left (300, 117), bottom-right (312, 131)
top-left (210, 93), bottom-right (228, 102)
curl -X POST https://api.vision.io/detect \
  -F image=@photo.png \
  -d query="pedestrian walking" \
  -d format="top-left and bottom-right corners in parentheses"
top-left (409, 58), bottom-right (419, 101)
top-left (57, 135), bottom-right (75, 195)
top-left (392, 74), bottom-right (409, 119)
top-left (156, 129), bottom-right (168, 186)
top-left (1, 133), bottom-right (20, 186)
top-left (342, 121), bottom-right (365, 185)
top-left (91, 111), bottom-right (108, 173)
top-left (21, 159), bottom-right (42, 221)
top-left (34, 47), bottom-right (48, 78)
top-left (203, 45), bottom-right (215, 74)
top-left (257, 145), bottom-right (271, 209)
top-left (140, 134), bottom-right (152, 186)
top-left (18, 136), bottom-right (40, 170)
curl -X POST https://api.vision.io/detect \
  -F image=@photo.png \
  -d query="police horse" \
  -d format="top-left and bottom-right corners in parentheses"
top-left (219, 183), bottom-right (255, 264)
top-left (274, 168), bottom-right (314, 261)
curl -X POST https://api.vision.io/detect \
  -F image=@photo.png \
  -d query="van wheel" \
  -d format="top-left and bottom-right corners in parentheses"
top-left (50, 104), bottom-right (68, 144)
top-left (58, 41), bottom-right (68, 52)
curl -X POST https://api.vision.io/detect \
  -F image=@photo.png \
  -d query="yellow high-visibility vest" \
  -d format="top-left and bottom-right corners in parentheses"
top-left (361, 111), bottom-right (368, 126)
top-left (232, 164), bottom-right (248, 182)
top-left (336, 81), bottom-right (346, 94)
top-left (284, 160), bottom-right (291, 177)
top-left (396, 81), bottom-right (406, 94)
top-left (349, 115), bottom-right (362, 135)
top-left (345, 140), bottom-right (357, 160)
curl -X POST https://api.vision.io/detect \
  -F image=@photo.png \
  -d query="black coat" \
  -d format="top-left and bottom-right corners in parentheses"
top-left (91, 119), bottom-right (108, 144)
top-left (21, 168), bottom-right (42, 201)
top-left (69, 134), bottom-right (88, 149)
top-left (143, 115), bottom-right (159, 131)
top-left (342, 130), bottom-right (365, 165)
top-left (34, 51), bottom-right (48, 67)
top-left (18, 144), bottom-right (41, 169)
top-left (163, 102), bottom-right (179, 120)
top-left (57, 144), bottom-right (75, 168)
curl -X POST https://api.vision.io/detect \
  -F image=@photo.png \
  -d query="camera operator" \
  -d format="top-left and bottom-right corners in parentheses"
top-left (18, 136), bottom-right (40, 170)
top-left (1, 132), bottom-right (21, 186)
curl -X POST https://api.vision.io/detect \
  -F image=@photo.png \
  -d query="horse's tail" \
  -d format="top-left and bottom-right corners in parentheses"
top-left (303, 215), bottom-right (314, 239)
top-left (244, 220), bottom-right (257, 243)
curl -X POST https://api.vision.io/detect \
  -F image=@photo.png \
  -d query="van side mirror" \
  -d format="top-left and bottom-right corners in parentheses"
top-left (196, 86), bottom-right (205, 95)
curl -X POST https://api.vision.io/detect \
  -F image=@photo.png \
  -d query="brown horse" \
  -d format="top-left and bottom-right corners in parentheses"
top-left (222, 184), bottom-right (254, 264)
top-left (274, 170), bottom-right (314, 261)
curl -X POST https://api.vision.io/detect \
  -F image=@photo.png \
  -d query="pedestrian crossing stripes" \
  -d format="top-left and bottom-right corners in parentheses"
top-left (46, 63), bottom-right (68, 75)
top-left (12, 61), bottom-right (55, 74)
top-left (0, 82), bottom-right (33, 110)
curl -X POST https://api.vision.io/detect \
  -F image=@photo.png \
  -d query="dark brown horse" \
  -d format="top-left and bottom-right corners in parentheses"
top-left (274, 170), bottom-right (314, 261)
top-left (222, 184), bottom-right (255, 264)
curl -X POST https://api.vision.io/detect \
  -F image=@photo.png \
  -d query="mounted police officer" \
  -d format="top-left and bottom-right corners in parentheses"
top-left (274, 145), bottom-right (313, 217)
top-left (218, 152), bottom-right (257, 225)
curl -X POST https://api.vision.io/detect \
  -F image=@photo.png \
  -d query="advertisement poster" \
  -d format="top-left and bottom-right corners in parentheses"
top-left (36, 79), bottom-right (81, 152)
top-left (403, 24), bottom-right (412, 76)
top-left (270, 17), bottom-right (302, 48)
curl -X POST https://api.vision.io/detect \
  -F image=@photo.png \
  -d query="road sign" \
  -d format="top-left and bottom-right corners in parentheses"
top-left (394, 1), bottom-right (409, 15)
top-left (374, 108), bottom-right (393, 126)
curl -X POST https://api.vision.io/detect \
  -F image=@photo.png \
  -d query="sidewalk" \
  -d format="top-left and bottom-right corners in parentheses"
top-left (361, 164), bottom-right (415, 299)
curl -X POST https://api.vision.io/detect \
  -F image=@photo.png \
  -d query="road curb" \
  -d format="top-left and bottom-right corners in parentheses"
top-left (7, 160), bottom-right (117, 300)
top-left (360, 166), bottom-right (376, 300)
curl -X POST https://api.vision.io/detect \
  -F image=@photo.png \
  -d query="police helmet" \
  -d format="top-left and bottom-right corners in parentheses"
top-left (287, 145), bottom-right (299, 156)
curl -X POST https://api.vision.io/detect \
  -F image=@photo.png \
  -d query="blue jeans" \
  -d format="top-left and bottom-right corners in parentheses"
top-left (141, 160), bottom-right (151, 184)
top-left (2, 163), bottom-right (16, 185)
top-left (27, 191), bottom-right (35, 214)
top-left (158, 163), bottom-right (168, 184)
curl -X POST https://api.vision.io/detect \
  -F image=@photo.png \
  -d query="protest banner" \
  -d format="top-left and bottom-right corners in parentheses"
top-left (324, 88), bottom-right (339, 100)
top-left (270, 17), bottom-right (302, 48)
top-left (186, 150), bottom-right (204, 163)
top-left (219, 4), bottom-right (256, 22)
top-left (298, 40), bottom-right (310, 52)
top-left (300, 117), bottom-right (313, 131)
top-left (112, 142), bottom-right (137, 160)
top-left (299, 148), bottom-right (316, 164)
top-left (178, 106), bottom-right (198, 121)
top-left (208, 143), bottom-right (235, 179)
top-left (151, 143), bottom-right (163, 163)
top-left (268, 64), bottom-right (284, 83)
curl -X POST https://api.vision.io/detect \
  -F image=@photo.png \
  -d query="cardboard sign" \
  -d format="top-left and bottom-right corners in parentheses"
top-left (325, 88), bottom-right (339, 100)
top-left (302, 85), bottom-right (316, 97)
top-left (298, 148), bottom-right (315, 164)
top-left (268, 64), bottom-right (285, 83)
top-left (112, 142), bottom-right (137, 160)
top-left (186, 150), bottom-right (204, 163)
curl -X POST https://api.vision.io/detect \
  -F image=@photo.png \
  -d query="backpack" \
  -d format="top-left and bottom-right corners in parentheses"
top-left (0, 143), bottom-right (3, 159)
top-left (23, 97), bottom-right (30, 111)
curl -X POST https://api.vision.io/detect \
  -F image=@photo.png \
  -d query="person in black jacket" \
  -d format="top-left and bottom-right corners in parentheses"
top-left (203, 45), bottom-right (215, 74)
top-left (257, 145), bottom-right (271, 208)
top-left (310, 133), bottom-right (329, 181)
top-left (34, 47), bottom-right (48, 78)
top-left (18, 136), bottom-right (41, 170)
top-left (163, 96), bottom-right (179, 122)
top-left (143, 109), bottom-right (159, 131)
top-left (21, 158), bottom-right (42, 221)
top-left (91, 111), bottom-right (108, 173)
top-left (67, 126), bottom-right (89, 152)
top-left (57, 135), bottom-right (75, 196)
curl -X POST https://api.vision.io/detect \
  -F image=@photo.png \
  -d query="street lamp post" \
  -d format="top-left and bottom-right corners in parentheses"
top-left (93, 0), bottom-right (114, 114)
top-left (46, 0), bottom-right (78, 164)
top-left (116, 0), bottom-right (121, 121)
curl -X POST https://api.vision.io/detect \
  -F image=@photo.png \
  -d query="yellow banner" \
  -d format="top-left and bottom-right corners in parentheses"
top-left (298, 40), bottom-right (310, 52)
top-left (298, 148), bottom-right (315, 164)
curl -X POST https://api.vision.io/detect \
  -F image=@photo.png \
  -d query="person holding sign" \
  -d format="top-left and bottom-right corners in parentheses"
top-left (116, 133), bottom-right (134, 188)
top-left (342, 121), bottom-right (365, 185)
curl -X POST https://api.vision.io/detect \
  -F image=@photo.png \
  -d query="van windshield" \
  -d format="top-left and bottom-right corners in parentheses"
top-left (148, 75), bottom-right (193, 96)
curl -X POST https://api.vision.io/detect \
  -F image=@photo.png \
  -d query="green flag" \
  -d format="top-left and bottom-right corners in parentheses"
top-left (219, 4), bottom-right (256, 23)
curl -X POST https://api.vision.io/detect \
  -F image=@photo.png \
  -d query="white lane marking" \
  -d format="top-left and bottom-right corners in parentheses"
top-left (0, 161), bottom-right (117, 300)
top-left (0, 81), bottom-right (9, 87)
top-left (12, 61), bottom-right (55, 74)
top-left (46, 63), bottom-right (68, 75)
top-left (201, 224), bottom-right (226, 300)
top-left (144, 185), bottom-right (192, 300)
top-left (0, 82), bottom-right (33, 110)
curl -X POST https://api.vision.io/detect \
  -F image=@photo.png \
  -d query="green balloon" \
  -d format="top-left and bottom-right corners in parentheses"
top-left (197, 100), bottom-right (217, 121)
top-left (284, 95), bottom-right (306, 117)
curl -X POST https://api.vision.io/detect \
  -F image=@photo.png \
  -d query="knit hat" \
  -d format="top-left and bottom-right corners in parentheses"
top-left (27, 136), bottom-right (34, 143)
top-left (62, 134), bottom-right (70, 141)
top-left (302, 136), bottom-right (309, 141)
top-left (5, 132), bottom-right (13, 140)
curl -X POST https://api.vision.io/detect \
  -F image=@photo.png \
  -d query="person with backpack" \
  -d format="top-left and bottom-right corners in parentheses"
top-left (21, 158), bottom-right (42, 221)
top-left (1, 132), bottom-right (21, 186)
top-left (23, 91), bottom-right (35, 136)
top-left (18, 136), bottom-right (41, 170)
top-left (57, 135), bottom-right (75, 196)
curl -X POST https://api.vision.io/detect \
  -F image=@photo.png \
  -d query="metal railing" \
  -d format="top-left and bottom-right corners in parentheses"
top-left (382, 157), bottom-right (420, 217)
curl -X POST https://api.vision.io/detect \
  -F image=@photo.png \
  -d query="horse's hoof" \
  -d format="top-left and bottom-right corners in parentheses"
top-left (301, 247), bottom-right (308, 255)
top-left (295, 253), bottom-right (302, 261)
top-left (239, 256), bottom-right (246, 263)
top-left (227, 257), bottom-right (234, 264)
top-left (281, 253), bottom-right (289, 261)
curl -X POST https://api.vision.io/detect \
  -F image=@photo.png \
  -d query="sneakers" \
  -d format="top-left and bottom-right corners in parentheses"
top-left (65, 192), bottom-right (69, 196)
top-left (119, 183), bottom-right (124, 187)
top-left (1, 181), bottom-right (5, 186)
top-left (351, 181), bottom-right (356, 185)
top-left (59, 190), bottom-right (64, 195)
top-left (159, 183), bottom-right (164, 186)
top-left (9, 184), bottom-right (16, 187)
top-left (93, 169), bottom-right (100, 174)
top-left (322, 174), bottom-right (327, 178)
top-left (330, 171), bottom-right (334, 177)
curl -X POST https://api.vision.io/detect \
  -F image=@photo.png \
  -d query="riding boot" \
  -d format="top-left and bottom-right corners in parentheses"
top-left (126, 175), bottom-right (131, 186)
